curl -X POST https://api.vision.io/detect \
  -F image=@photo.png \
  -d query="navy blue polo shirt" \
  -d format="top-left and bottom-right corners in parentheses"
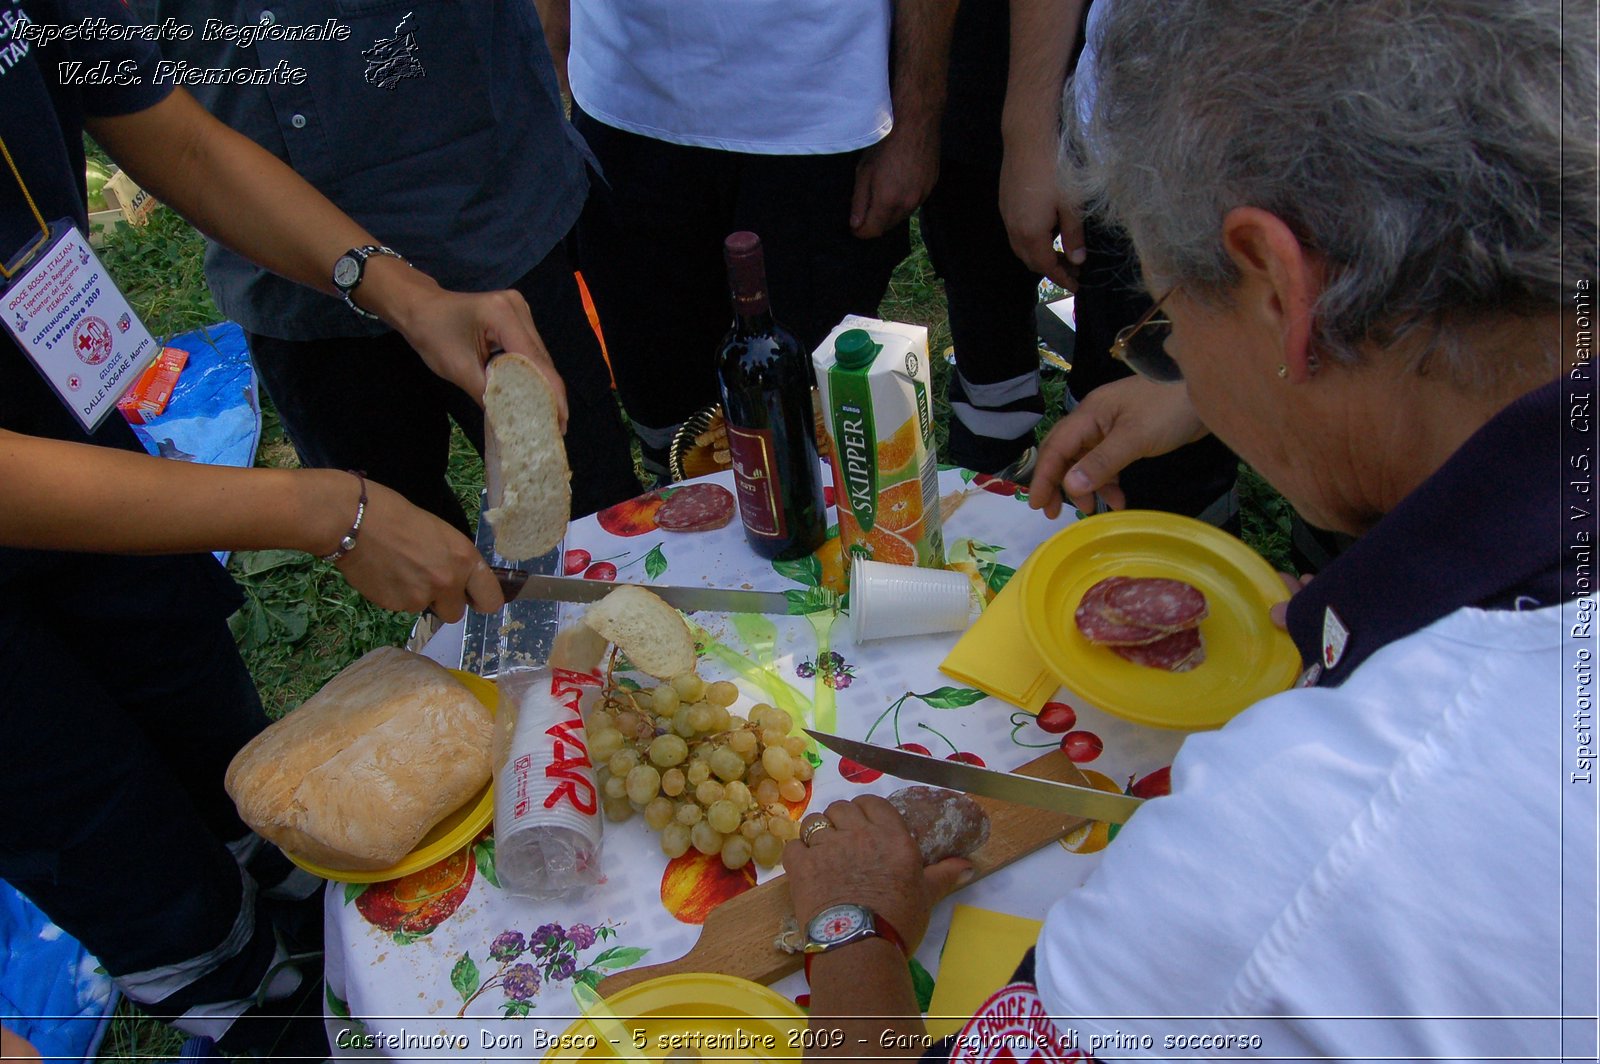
top-left (1286, 376), bottom-right (1576, 687)
top-left (138, 0), bottom-right (592, 340)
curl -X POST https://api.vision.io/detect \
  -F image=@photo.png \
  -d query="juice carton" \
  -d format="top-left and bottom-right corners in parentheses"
top-left (813, 315), bottom-right (945, 573)
top-left (116, 345), bottom-right (188, 425)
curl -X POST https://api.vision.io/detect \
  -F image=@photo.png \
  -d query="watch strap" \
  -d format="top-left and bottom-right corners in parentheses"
top-left (334, 245), bottom-right (408, 320)
top-left (801, 908), bottom-right (907, 984)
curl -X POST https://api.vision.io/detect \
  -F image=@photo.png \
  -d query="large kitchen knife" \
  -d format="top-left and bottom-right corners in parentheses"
top-left (493, 567), bottom-right (797, 615)
top-left (807, 729), bottom-right (1145, 823)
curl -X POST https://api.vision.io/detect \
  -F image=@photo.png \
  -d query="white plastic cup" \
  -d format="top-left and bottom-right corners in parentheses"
top-left (851, 557), bottom-right (975, 642)
top-left (493, 666), bottom-right (605, 900)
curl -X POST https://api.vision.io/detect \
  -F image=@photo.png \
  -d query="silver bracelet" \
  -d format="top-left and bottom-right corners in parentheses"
top-left (319, 470), bottom-right (368, 563)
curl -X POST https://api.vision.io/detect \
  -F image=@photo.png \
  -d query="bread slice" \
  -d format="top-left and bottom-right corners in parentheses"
top-left (225, 648), bottom-right (493, 871)
top-left (484, 353), bottom-right (570, 560)
top-left (583, 585), bottom-right (697, 679)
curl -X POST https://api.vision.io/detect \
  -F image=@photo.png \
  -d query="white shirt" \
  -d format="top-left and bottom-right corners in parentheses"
top-left (1028, 603), bottom-right (1596, 1061)
top-left (569, 0), bottom-right (893, 154)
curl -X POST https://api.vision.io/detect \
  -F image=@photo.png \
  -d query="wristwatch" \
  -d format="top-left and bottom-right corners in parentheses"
top-left (801, 903), bottom-right (907, 982)
top-left (331, 245), bottom-right (408, 320)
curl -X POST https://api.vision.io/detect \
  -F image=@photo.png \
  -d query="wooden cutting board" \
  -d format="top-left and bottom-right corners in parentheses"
top-left (596, 749), bottom-right (1094, 996)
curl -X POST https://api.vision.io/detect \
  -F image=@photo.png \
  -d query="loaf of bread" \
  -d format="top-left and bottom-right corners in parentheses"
top-left (888, 786), bottom-right (991, 864)
top-left (225, 647), bottom-right (494, 872)
top-left (583, 585), bottom-right (697, 679)
top-left (484, 352), bottom-right (570, 561)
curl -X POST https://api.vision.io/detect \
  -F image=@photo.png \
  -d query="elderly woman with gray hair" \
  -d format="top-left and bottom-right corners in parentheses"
top-left (782, 0), bottom-right (1596, 1058)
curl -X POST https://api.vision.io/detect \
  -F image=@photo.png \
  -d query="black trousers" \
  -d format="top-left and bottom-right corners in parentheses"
top-left (919, 0), bottom-right (1046, 474)
top-left (248, 239), bottom-right (641, 530)
top-left (1071, 217), bottom-right (1240, 518)
top-left (572, 105), bottom-right (909, 462)
top-left (0, 554), bottom-right (321, 1050)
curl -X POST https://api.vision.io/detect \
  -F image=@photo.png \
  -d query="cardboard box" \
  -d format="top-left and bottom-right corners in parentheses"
top-left (117, 346), bottom-right (188, 424)
top-left (103, 169), bottom-right (157, 225)
top-left (813, 315), bottom-right (945, 570)
top-left (87, 169), bottom-right (158, 247)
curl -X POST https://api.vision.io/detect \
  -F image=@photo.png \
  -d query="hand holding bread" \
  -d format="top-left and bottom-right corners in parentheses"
top-left (483, 352), bottom-right (572, 562)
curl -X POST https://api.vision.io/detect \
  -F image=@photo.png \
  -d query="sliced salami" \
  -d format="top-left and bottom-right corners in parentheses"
top-left (1111, 626), bottom-right (1206, 672)
top-left (1074, 587), bottom-right (1169, 646)
top-left (1099, 576), bottom-right (1208, 631)
top-left (656, 483), bottom-right (736, 532)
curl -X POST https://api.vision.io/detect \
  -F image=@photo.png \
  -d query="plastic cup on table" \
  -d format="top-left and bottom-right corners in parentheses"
top-left (850, 557), bottom-right (975, 642)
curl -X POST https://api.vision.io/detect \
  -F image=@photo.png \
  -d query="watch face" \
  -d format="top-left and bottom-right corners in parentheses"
top-left (332, 255), bottom-right (361, 289)
top-left (807, 904), bottom-right (870, 946)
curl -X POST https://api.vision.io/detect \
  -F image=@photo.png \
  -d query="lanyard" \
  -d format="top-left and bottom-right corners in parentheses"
top-left (0, 133), bottom-right (57, 281)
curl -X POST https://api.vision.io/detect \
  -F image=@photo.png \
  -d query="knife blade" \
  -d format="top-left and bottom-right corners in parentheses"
top-left (493, 568), bottom-right (795, 615)
top-left (806, 729), bottom-right (1145, 823)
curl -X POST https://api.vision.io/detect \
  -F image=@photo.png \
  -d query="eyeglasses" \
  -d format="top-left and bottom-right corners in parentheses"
top-left (1110, 287), bottom-right (1182, 382)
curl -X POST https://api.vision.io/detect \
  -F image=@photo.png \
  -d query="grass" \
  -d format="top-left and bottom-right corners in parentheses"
top-left (83, 200), bottom-right (1291, 1061)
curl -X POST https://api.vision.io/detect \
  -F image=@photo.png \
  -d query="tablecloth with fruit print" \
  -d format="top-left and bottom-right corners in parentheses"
top-left (323, 469), bottom-right (1190, 1060)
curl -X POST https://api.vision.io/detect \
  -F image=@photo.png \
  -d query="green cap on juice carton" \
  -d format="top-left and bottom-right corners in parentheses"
top-left (834, 328), bottom-right (879, 369)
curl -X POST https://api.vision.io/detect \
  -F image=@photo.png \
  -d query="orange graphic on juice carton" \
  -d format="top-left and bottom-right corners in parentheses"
top-left (814, 316), bottom-right (945, 577)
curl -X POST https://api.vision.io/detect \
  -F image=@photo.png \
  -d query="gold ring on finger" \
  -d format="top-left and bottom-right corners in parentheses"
top-left (800, 815), bottom-right (834, 846)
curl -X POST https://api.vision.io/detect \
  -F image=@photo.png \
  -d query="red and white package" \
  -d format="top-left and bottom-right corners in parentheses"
top-left (492, 666), bottom-right (605, 900)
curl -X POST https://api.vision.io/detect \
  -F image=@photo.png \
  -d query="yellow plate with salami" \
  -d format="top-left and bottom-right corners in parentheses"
top-left (1018, 511), bottom-right (1299, 729)
top-left (284, 669), bottom-right (498, 884)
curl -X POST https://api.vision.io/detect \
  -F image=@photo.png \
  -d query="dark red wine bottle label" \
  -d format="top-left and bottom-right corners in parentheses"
top-left (726, 423), bottom-right (788, 540)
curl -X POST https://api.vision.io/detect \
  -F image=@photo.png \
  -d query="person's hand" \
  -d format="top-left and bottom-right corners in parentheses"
top-left (850, 123), bottom-right (940, 239)
top-left (363, 262), bottom-right (570, 427)
top-left (782, 796), bottom-right (972, 954)
top-left (1029, 376), bottom-right (1209, 519)
top-left (326, 476), bottom-right (506, 621)
top-left (1269, 572), bottom-right (1314, 630)
top-left (999, 142), bottom-right (1084, 290)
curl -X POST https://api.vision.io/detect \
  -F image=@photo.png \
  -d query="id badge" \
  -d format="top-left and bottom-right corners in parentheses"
top-left (2, 219), bottom-right (160, 433)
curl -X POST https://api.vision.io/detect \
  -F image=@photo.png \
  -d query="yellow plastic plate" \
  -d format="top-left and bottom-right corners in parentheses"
top-left (284, 669), bottom-right (498, 884)
top-left (544, 974), bottom-right (808, 1062)
top-left (1019, 511), bottom-right (1299, 729)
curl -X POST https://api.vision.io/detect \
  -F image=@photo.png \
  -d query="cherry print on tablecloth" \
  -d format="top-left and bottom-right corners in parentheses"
top-left (838, 686), bottom-right (991, 786)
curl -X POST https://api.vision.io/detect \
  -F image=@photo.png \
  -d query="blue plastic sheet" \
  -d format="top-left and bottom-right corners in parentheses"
top-left (0, 880), bottom-right (117, 1063)
top-left (127, 320), bottom-right (261, 471)
top-left (125, 321), bottom-right (263, 564)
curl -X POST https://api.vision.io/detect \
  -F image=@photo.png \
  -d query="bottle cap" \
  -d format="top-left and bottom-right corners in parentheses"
top-left (724, 231), bottom-right (769, 311)
top-left (724, 231), bottom-right (762, 260)
top-left (833, 328), bottom-right (879, 369)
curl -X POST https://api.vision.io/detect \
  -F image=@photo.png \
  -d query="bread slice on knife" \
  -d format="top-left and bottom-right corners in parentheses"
top-left (484, 353), bottom-right (570, 560)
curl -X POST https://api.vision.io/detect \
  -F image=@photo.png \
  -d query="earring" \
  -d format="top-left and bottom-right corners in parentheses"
top-left (1276, 364), bottom-right (1288, 379)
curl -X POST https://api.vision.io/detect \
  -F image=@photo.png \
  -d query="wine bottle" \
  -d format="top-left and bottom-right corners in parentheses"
top-left (716, 232), bottom-right (826, 561)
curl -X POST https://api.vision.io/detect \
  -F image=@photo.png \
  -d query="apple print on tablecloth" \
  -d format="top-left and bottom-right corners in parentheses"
top-left (596, 491), bottom-right (666, 537)
top-left (347, 834), bottom-right (498, 944)
top-left (658, 780), bottom-right (810, 924)
top-left (449, 921), bottom-right (645, 1017)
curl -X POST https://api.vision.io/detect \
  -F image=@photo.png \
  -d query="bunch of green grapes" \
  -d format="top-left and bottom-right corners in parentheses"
top-left (585, 671), bottom-right (812, 871)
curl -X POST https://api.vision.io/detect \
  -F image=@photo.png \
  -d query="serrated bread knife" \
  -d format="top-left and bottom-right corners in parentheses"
top-left (492, 567), bottom-right (797, 615)
top-left (806, 728), bottom-right (1145, 823)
